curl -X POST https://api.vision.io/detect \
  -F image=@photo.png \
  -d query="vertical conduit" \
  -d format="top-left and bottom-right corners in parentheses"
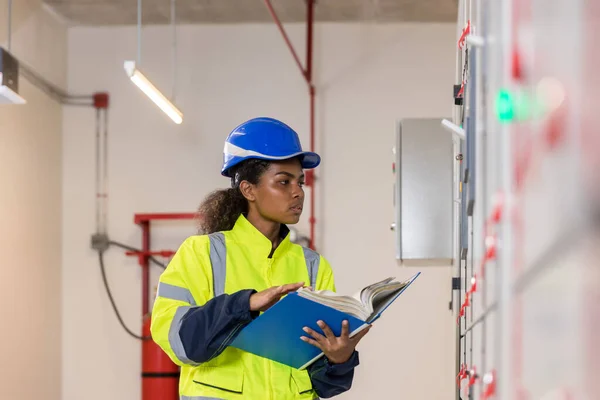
top-left (264, 0), bottom-right (317, 250)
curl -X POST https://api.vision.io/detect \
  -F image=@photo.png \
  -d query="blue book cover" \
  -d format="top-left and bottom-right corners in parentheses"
top-left (229, 272), bottom-right (420, 370)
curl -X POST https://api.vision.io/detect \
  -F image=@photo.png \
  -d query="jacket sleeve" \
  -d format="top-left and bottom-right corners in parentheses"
top-left (307, 255), bottom-right (360, 398)
top-left (308, 351), bottom-right (360, 398)
top-left (150, 236), bottom-right (258, 366)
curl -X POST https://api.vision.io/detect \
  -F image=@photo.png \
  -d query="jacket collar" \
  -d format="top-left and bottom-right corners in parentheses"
top-left (230, 214), bottom-right (292, 258)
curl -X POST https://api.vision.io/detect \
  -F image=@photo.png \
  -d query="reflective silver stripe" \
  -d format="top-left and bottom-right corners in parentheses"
top-left (157, 282), bottom-right (196, 306)
top-left (224, 141), bottom-right (306, 161)
top-left (168, 306), bottom-right (199, 366)
top-left (302, 247), bottom-right (320, 289)
top-left (208, 232), bottom-right (227, 297)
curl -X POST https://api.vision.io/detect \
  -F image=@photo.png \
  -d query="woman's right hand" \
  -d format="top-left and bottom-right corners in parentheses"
top-left (249, 282), bottom-right (305, 312)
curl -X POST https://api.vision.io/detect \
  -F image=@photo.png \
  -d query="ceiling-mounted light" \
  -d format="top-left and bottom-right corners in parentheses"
top-left (1, 1), bottom-right (26, 105)
top-left (0, 51), bottom-right (26, 104)
top-left (124, 0), bottom-right (182, 125)
top-left (124, 61), bottom-right (182, 124)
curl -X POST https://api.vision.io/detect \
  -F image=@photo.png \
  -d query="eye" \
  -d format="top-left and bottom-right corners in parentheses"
top-left (279, 179), bottom-right (290, 185)
top-left (298, 181), bottom-right (305, 187)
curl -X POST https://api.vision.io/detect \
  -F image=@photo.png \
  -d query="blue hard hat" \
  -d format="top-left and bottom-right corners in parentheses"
top-left (221, 117), bottom-right (321, 177)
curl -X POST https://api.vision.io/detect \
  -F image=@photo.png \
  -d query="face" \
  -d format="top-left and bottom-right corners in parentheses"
top-left (240, 158), bottom-right (305, 225)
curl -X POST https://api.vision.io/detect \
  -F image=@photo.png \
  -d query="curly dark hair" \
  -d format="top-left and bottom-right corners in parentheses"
top-left (197, 159), bottom-right (271, 234)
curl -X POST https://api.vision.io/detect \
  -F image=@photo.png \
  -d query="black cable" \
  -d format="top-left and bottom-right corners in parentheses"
top-left (108, 240), bottom-right (138, 252)
top-left (98, 250), bottom-right (151, 341)
top-left (97, 239), bottom-right (170, 341)
top-left (109, 240), bottom-right (168, 269)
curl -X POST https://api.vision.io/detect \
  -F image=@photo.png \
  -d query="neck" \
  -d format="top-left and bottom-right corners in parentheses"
top-left (246, 209), bottom-right (281, 249)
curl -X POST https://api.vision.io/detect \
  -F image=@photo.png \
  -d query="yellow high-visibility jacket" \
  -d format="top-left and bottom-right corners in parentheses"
top-left (150, 214), bottom-right (359, 400)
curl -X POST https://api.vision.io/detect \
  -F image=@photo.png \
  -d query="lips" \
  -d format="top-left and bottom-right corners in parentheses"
top-left (290, 205), bottom-right (303, 213)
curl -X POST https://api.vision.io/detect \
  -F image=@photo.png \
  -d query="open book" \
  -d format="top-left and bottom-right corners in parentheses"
top-left (295, 275), bottom-right (416, 323)
top-left (229, 272), bottom-right (421, 369)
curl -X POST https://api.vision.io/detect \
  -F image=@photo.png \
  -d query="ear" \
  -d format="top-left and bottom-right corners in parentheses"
top-left (239, 180), bottom-right (257, 202)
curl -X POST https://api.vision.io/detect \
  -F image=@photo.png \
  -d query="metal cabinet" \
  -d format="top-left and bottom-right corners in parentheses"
top-left (393, 117), bottom-right (454, 266)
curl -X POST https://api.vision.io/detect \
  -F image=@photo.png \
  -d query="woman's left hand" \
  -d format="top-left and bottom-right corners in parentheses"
top-left (301, 320), bottom-right (372, 364)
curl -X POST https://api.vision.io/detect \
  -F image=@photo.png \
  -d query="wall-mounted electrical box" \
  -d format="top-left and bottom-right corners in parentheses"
top-left (392, 118), bottom-right (454, 266)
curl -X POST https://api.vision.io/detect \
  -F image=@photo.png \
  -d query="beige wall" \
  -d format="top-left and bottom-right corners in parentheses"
top-left (0, 0), bottom-right (66, 399)
top-left (63, 22), bottom-right (457, 399)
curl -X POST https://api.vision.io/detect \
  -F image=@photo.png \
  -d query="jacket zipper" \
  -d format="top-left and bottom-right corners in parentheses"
top-left (266, 257), bottom-right (273, 399)
top-left (265, 257), bottom-right (273, 286)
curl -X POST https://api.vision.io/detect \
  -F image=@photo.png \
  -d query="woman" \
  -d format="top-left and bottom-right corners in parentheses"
top-left (151, 117), bottom-right (371, 399)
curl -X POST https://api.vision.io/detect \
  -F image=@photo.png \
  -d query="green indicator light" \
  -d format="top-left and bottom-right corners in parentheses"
top-left (515, 89), bottom-right (531, 122)
top-left (496, 89), bottom-right (515, 123)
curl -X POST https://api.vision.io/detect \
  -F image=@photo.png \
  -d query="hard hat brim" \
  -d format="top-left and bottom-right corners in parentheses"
top-left (298, 151), bottom-right (321, 170)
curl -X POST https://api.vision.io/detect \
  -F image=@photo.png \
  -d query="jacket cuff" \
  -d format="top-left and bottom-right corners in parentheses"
top-left (325, 351), bottom-right (360, 375)
top-left (232, 289), bottom-right (259, 321)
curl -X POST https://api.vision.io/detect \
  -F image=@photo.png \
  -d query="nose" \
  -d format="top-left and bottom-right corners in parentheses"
top-left (292, 183), bottom-right (304, 199)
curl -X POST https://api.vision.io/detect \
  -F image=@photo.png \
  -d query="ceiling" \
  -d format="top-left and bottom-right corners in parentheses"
top-left (43, 0), bottom-right (458, 26)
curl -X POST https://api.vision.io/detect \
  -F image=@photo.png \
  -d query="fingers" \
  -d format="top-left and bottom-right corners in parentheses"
top-left (278, 282), bottom-right (305, 295)
top-left (302, 326), bottom-right (326, 343)
top-left (300, 335), bottom-right (322, 349)
top-left (341, 320), bottom-right (350, 338)
top-left (317, 320), bottom-right (335, 339)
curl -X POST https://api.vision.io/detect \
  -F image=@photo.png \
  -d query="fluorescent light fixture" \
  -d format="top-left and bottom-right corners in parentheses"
top-left (124, 61), bottom-right (183, 124)
top-left (0, 47), bottom-right (27, 105)
top-left (0, 78), bottom-right (26, 104)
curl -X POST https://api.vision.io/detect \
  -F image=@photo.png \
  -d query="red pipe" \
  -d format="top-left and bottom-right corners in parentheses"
top-left (306, 0), bottom-right (314, 83)
top-left (141, 221), bottom-right (150, 316)
top-left (130, 213), bottom-right (197, 315)
top-left (264, 0), bottom-right (317, 250)
top-left (307, 0), bottom-right (316, 250)
top-left (264, 0), bottom-right (308, 82)
top-left (309, 84), bottom-right (315, 250)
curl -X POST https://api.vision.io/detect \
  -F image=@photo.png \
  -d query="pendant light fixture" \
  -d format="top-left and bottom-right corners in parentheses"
top-left (124, 0), bottom-right (183, 124)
